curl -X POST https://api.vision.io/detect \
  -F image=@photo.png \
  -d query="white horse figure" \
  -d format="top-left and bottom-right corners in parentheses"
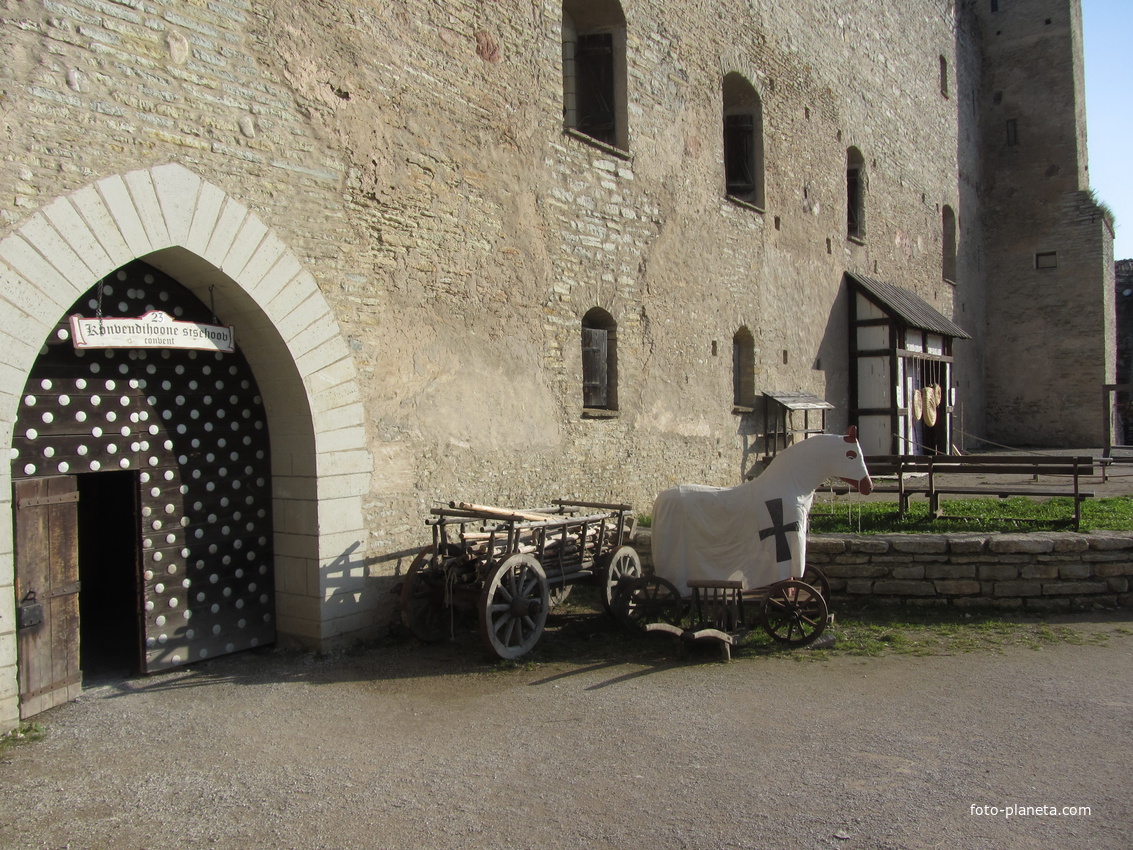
top-left (651, 428), bottom-right (873, 594)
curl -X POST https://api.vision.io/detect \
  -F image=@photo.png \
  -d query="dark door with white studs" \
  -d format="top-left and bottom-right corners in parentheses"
top-left (11, 260), bottom-right (275, 674)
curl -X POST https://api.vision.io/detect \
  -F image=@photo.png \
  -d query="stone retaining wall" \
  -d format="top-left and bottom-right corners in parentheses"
top-left (632, 531), bottom-right (1133, 610)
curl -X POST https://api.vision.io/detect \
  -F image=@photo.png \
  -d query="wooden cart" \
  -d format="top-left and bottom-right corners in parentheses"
top-left (612, 566), bottom-right (833, 659)
top-left (400, 499), bottom-right (641, 659)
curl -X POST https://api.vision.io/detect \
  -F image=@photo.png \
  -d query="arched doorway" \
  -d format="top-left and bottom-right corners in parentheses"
top-left (12, 261), bottom-right (274, 711)
top-left (2, 163), bottom-right (373, 728)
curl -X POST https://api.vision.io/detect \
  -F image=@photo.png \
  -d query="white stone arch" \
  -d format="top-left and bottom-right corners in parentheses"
top-left (0, 163), bottom-right (371, 728)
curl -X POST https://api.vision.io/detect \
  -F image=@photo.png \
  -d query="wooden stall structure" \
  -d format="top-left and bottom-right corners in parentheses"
top-left (761, 391), bottom-right (834, 462)
top-left (847, 272), bottom-right (971, 456)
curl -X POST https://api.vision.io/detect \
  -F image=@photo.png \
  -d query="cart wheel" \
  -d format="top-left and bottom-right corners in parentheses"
top-left (801, 565), bottom-right (831, 602)
top-left (760, 579), bottom-right (828, 648)
top-left (614, 576), bottom-right (685, 631)
top-left (601, 545), bottom-right (643, 614)
top-left (479, 554), bottom-right (549, 660)
top-left (400, 546), bottom-right (449, 643)
top-left (548, 584), bottom-right (574, 609)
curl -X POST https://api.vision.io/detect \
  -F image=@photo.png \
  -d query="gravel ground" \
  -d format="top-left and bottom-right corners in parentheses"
top-left (1, 617), bottom-right (1131, 850)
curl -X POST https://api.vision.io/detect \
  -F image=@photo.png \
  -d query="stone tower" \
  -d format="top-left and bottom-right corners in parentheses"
top-left (977, 0), bottom-right (1116, 447)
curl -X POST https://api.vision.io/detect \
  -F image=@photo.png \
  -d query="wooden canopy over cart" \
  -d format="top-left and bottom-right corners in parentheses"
top-left (400, 499), bottom-right (641, 659)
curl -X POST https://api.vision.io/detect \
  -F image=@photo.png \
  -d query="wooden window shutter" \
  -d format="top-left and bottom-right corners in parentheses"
top-left (582, 326), bottom-right (608, 408)
top-left (575, 33), bottom-right (616, 145)
top-left (724, 114), bottom-right (756, 195)
top-left (847, 166), bottom-right (863, 238)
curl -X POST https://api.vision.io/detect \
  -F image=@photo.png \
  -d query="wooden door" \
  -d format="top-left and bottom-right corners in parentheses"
top-left (14, 476), bottom-right (82, 719)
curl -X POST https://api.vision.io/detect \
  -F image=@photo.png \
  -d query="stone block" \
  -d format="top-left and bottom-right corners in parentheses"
top-left (978, 563), bottom-right (1019, 581)
top-left (889, 537), bottom-right (948, 554)
top-left (873, 580), bottom-right (935, 596)
top-left (955, 596), bottom-right (1023, 610)
top-left (845, 580), bottom-right (875, 595)
top-left (993, 580), bottom-right (1041, 597)
top-left (807, 537), bottom-right (848, 554)
top-left (1042, 581), bottom-right (1109, 596)
top-left (988, 535), bottom-right (1053, 554)
top-left (947, 536), bottom-right (989, 554)
top-left (1020, 564), bottom-right (1059, 580)
top-left (1051, 535), bottom-right (1090, 553)
top-left (924, 563), bottom-right (977, 580)
top-left (1024, 597), bottom-right (1073, 612)
top-left (1086, 533), bottom-right (1133, 551)
top-left (847, 538), bottom-right (890, 554)
top-left (934, 579), bottom-right (981, 595)
top-left (824, 563), bottom-right (889, 579)
top-left (890, 565), bottom-right (925, 580)
top-left (1057, 563), bottom-right (1090, 580)
top-left (1092, 563), bottom-right (1133, 578)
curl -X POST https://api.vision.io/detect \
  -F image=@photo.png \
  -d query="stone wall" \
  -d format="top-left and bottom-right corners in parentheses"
top-left (633, 530), bottom-right (1133, 610)
top-left (977, 0), bottom-right (1116, 447)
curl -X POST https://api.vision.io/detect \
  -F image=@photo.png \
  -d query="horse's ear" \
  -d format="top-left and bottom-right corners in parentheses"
top-left (844, 425), bottom-right (858, 442)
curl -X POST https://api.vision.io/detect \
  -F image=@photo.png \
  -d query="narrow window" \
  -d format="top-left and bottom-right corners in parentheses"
top-left (1006, 118), bottom-right (1018, 146)
top-left (733, 327), bottom-right (756, 407)
top-left (847, 147), bottom-right (865, 241)
top-left (991, 0), bottom-right (999, 12)
top-left (942, 205), bottom-right (957, 282)
top-left (563, 0), bottom-right (627, 151)
top-left (939, 55), bottom-right (949, 98)
top-left (582, 308), bottom-right (618, 410)
top-left (1036, 251), bottom-right (1058, 269)
top-left (722, 73), bottom-right (764, 208)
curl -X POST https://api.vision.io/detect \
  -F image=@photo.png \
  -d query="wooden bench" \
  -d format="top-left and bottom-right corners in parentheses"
top-left (861, 454), bottom-right (1096, 529)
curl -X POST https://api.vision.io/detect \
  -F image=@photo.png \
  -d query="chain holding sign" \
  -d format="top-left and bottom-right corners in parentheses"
top-left (69, 310), bottom-right (235, 353)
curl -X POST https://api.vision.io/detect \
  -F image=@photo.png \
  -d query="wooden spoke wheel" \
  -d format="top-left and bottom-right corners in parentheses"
top-left (801, 565), bottom-right (831, 603)
top-left (601, 545), bottom-right (644, 614)
top-left (479, 554), bottom-right (549, 660)
top-left (760, 579), bottom-right (829, 647)
top-left (614, 576), bottom-right (685, 631)
top-left (547, 583), bottom-right (574, 609)
top-left (400, 546), bottom-right (450, 643)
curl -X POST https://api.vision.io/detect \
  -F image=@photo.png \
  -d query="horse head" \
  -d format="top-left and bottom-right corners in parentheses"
top-left (840, 426), bottom-right (873, 495)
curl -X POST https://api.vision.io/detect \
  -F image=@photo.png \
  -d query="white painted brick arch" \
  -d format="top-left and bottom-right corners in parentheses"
top-left (0, 163), bottom-right (371, 729)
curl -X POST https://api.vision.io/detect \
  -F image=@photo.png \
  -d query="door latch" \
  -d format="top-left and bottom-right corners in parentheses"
top-left (16, 590), bottom-right (43, 631)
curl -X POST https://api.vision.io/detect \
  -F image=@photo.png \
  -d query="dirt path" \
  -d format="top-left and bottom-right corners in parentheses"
top-left (2, 620), bottom-right (1131, 850)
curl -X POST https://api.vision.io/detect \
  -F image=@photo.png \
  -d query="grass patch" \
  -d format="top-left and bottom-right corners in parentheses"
top-left (0, 722), bottom-right (46, 757)
top-left (809, 495), bottom-right (1133, 534)
top-left (485, 589), bottom-right (1127, 667)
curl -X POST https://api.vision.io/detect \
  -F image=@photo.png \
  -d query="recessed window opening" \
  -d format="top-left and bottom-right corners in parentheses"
top-left (722, 72), bottom-right (764, 208)
top-left (582, 307), bottom-right (618, 410)
top-left (1036, 251), bottom-right (1058, 269)
top-left (942, 205), bottom-right (957, 282)
top-left (733, 327), bottom-right (756, 407)
top-left (939, 55), bottom-right (949, 97)
top-left (563, 0), bottom-right (627, 151)
top-left (846, 146), bottom-right (865, 240)
top-left (1006, 118), bottom-right (1018, 146)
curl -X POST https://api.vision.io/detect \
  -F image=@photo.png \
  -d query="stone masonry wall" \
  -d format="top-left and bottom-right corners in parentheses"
top-left (0, 0), bottom-right (971, 594)
top-left (976, 0), bottom-right (1116, 447)
top-left (633, 530), bottom-right (1133, 610)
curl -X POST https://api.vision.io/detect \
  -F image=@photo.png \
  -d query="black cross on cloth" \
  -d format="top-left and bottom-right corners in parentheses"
top-left (758, 498), bottom-right (800, 563)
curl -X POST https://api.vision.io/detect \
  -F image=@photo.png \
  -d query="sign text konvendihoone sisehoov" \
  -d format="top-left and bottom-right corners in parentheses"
top-left (69, 310), bottom-right (235, 353)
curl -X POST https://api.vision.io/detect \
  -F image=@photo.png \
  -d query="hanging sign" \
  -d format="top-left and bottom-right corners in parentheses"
top-left (69, 311), bottom-right (235, 353)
